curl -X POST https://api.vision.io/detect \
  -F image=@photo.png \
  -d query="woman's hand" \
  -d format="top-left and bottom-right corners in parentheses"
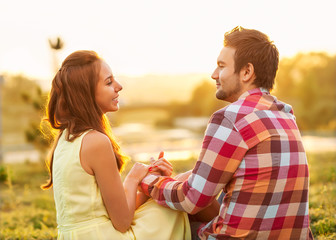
top-left (149, 151), bottom-right (173, 177)
top-left (125, 162), bottom-right (149, 185)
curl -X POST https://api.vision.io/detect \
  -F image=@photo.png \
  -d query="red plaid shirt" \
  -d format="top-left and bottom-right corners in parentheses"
top-left (141, 88), bottom-right (312, 239)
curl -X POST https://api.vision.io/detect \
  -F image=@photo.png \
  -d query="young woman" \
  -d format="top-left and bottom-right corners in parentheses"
top-left (42, 50), bottom-right (191, 240)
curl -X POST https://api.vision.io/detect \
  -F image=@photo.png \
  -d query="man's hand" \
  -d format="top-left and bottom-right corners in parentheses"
top-left (149, 151), bottom-right (173, 177)
top-left (175, 170), bottom-right (192, 181)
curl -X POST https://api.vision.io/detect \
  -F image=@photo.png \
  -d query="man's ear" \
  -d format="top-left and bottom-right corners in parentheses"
top-left (240, 63), bottom-right (256, 83)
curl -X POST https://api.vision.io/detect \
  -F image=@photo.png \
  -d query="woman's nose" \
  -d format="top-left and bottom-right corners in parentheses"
top-left (115, 82), bottom-right (123, 92)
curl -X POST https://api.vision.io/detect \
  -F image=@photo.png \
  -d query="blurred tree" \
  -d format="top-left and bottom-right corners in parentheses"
top-left (48, 36), bottom-right (64, 73)
top-left (168, 53), bottom-right (336, 132)
top-left (21, 86), bottom-right (53, 153)
top-left (2, 75), bottom-right (41, 133)
top-left (4, 36), bottom-right (66, 155)
top-left (0, 75), bottom-right (3, 163)
top-left (189, 80), bottom-right (225, 116)
top-left (274, 52), bottom-right (336, 131)
top-left (2, 75), bottom-right (52, 154)
top-left (167, 80), bottom-right (226, 119)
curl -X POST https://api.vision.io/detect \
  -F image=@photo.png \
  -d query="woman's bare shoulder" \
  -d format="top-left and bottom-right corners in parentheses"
top-left (82, 130), bottom-right (112, 152)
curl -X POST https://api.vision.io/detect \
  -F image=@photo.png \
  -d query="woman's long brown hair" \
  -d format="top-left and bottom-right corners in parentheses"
top-left (41, 50), bottom-right (127, 190)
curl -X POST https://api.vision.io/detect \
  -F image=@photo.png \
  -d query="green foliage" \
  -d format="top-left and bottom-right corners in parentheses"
top-left (188, 80), bottom-right (225, 116)
top-left (274, 52), bottom-right (336, 131)
top-left (0, 165), bottom-right (7, 182)
top-left (167, 80), bottom-right (226, 119)
top-left (21, 83), bottom-right (52, 153)
top-left (2, 74), bottom-right (53, 152)
top-left (24, 122), bottom-right (53, 153)
top-left (2, 75), bottom-right (42, 136)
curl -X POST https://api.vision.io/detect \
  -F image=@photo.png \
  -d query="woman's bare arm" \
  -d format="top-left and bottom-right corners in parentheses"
top-left (80, 131), bottom-right (148, 232)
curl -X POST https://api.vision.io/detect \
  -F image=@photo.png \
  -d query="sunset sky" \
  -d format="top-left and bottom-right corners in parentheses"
top-left (0, 0), bottom-right (335, 84)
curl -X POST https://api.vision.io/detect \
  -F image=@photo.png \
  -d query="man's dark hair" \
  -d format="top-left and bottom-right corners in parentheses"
top-left (224, 26), bottom-right (279, 90)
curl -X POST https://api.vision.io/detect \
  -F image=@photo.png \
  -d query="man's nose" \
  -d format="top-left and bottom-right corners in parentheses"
top-left (211, 68), bottom-right (218, 80)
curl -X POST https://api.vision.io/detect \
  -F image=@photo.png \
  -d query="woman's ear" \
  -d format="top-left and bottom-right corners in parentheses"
top-left (241, 63), bottom-right (256, 83)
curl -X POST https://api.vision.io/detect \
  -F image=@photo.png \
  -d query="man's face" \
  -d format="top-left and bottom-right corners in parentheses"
top-left (211, 47), bottom-right (242, 102)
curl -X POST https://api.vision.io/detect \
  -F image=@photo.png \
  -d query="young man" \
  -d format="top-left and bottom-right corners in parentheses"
top-left (141, 26), bottom-right (313, 239)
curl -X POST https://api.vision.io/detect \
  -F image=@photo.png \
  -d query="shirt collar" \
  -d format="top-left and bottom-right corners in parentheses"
top-left (238, 87), bottom-right (269, 100)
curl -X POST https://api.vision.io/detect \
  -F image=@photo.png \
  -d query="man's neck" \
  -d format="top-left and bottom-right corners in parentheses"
top-left (230, 84), bottom-right (258, 102)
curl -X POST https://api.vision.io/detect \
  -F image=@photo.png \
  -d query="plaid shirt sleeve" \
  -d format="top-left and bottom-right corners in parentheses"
top-left (141, 111), bottom-right (249, 214)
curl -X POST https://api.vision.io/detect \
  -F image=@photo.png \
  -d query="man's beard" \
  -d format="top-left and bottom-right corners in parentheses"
top-left (216, 77), bottom-right (242, 102)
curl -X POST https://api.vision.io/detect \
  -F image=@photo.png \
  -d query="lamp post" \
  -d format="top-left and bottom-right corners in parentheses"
top-left (0, 75), bottom-right (3, 163)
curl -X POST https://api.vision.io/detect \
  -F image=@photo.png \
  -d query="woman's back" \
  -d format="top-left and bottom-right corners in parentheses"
top-left (53, 130), bottom-right (135, 239)
top-left (53, 129), bottom-right (109, 226)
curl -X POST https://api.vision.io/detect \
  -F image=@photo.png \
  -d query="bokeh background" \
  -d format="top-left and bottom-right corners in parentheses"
top-left (0, 0), bottom-right (335, 239)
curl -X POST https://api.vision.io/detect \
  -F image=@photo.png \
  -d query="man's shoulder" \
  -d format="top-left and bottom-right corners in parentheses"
top-left (212, 98), bottom-right (257, 124)
top-left (211, 92), bottom-right (292, 124)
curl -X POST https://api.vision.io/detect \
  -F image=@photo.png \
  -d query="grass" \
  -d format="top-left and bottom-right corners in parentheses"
top-left (308, 152), bottom-right (336, 239)
top-left (0, 152), bottom-right (335, 239)
top-left (0, 162), bottom-right (57, 239)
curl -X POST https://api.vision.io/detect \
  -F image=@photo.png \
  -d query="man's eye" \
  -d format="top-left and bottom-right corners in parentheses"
top-left (107, 81), bottom-right (112, 85)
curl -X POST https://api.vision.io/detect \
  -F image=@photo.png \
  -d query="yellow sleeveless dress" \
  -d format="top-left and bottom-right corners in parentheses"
top-left (53, 130), bottom-right (191, 240)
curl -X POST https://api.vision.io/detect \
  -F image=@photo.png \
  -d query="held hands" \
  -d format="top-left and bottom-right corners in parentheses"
top-left (125, 151), bottom-right (173, 187)
top-left (148, 151), bottom-right (173, 177)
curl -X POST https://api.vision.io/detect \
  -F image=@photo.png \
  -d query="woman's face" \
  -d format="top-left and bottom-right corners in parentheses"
top-left (95, 60), bottom-right (123, 113)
